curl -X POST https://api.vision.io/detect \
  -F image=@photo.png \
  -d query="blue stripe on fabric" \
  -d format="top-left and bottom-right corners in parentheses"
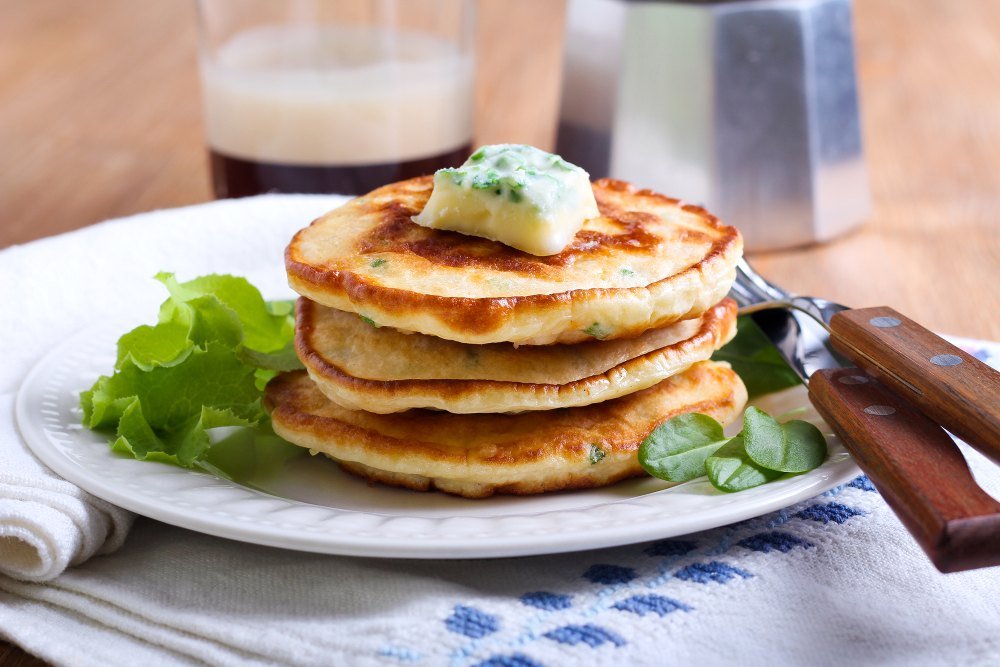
top-left (543, 624), bottom-right (626, 648)
top-left (674, 561), bottom-right (753, 584)
top-left (796, 502), bottom-right (866, 524)
top-left (519, 592), bottom-right (572, 611)
top-left (612, 594), bottom-right (691, 617)
top-left (582, 564), bottom-right (637, 585)
top-left (473, 653), bottom-right (546, 667)
top-left (445, 605), bottom-right (500, 639)
top-left (737, 531), bottom-right (814, 554)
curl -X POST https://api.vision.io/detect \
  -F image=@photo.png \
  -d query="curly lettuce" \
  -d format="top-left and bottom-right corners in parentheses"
top-left (80, 273), bottom-right (302, 467)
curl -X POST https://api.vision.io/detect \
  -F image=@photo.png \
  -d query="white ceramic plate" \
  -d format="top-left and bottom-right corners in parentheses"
top-left (17, 322), bottom-right (859, 559)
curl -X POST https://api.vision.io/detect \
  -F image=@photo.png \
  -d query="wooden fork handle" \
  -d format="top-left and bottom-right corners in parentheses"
top-left (829, 307), bottom-right (1000, 464)
top-left (809, 368), bottom-right (1000, 573)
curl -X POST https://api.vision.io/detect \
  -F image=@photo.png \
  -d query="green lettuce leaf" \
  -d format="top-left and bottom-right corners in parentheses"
top-left (81, 273), bottom-right (302, 467)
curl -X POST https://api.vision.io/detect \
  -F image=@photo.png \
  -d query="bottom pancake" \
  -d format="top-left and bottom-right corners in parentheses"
top-left (266, 361), bottom-right (747, 499)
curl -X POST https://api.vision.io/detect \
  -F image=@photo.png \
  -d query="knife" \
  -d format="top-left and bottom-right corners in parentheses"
top-left (731, 259), bottom-right (1000, 573)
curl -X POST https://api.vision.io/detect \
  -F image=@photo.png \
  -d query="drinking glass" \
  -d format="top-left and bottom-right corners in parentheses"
top-left (197, 0), bottom-right (476, 197)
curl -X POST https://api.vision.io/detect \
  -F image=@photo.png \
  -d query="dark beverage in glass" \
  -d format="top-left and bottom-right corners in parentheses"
top-left (198, 2), bottom-right (475, 197)
top-left (208, 145), bottom-right (472, 198)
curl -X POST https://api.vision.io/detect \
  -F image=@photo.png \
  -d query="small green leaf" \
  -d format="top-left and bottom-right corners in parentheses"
top-left (583, 322), bottom-right (611, 339)
top-left (742, 406), bottom-right (783, 463)
top-left (619, 267), bottom-right (636, 277)
top-left (588, 443), bottom-right (606, 465)
top-left (706, 435), bottom-right (783, 493)
top-left (369, 258), bottom-right (387, 268)
top-left (359, 315), bottom-right (381, 328)
top-left (712, 316), bottom-right (802, 399)
top-left (639, 413), bottom-right (731, 482)
top-left (743, 406), bottom-right (827, 473)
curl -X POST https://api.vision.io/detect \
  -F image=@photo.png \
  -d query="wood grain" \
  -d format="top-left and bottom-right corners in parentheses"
top-left (809, 368), bottom-right (1000, 573)
top-left (830, 307), bottom-right (1000, 463)
top-left (1, 0), bottom-right (999, 663)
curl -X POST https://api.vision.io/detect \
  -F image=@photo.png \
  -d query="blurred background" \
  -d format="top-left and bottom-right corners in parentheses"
top-left (1, 0), bottom-right (998, 340)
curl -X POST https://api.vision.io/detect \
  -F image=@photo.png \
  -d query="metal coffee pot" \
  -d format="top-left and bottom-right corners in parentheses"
top-left (556, 0), bottom-right (870, 251)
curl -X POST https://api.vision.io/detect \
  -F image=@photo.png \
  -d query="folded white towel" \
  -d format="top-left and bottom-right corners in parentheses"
top-left (0, 392), bottom-right (132, 580)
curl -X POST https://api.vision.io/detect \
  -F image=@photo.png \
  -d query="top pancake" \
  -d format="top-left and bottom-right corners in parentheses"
top-left (286, 176), bottom-right (742, 345)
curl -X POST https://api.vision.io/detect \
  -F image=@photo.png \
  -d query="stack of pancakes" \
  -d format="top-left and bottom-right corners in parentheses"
top-left (266, 176), bottom-right (748, 498)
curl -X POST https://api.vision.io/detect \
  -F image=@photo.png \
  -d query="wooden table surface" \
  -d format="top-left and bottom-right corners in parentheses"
top-left (1, 0), bottom-right (998, 664)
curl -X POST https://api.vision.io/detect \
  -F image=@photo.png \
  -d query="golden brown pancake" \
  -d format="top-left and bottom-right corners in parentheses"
top-left (286, 176), bottom-right (742, 345)
top-left (265, 361), bottom-right (747, 498)
top-left (296, 297), bottom-right (738, 414)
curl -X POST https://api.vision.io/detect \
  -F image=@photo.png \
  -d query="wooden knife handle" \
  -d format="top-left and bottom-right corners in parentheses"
top-left (829, 306), bottom-right (1000, 464)
top-left (809, 368), bottom-right (1000, 573)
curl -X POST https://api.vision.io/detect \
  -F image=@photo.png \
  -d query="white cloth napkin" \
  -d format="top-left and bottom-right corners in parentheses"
top-left (1, 197), bottom-right (998, 666)
top-left (0, 391), bottom-right (132, 581)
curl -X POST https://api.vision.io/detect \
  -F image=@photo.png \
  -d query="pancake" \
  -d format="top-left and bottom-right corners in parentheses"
top-left (286, 176), bottom-right (742, 345)
top-left (265, 361), bottom-right (748, 498)
top-left (296, 297), bottom-right (738, 414)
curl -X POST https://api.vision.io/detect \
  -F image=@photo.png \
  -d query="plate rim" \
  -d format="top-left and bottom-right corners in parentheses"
top-left (16, 322), bottom-right (861, 559)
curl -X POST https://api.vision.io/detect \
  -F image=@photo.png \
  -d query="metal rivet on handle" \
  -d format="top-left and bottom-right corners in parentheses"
top-left (838, 375), bottom-right (869, 385)
top-left (930, 354), bottom-right (963, 367)
top-left (869, 316), bottom-right (901, 328)
top-left (864, 405), bottom-right (896, 416)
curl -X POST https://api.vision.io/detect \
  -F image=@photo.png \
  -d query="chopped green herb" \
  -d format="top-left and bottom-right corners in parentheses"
top-left (502, 174), bottom-right (527, 190)
top-left (639, 413), bottom-right (731, 482)
top-left (471, 169), bottom-right (501, 189)
top-left (369, 258), bottom-right (387, 268)
top-left (583, 322), bottom-right (611, 339)
top-left (359, 315), bottom-right (381, 328)
top-left (470, 148), bottom-right (486, 161)
top-left (588, 443), bottom-right (607, 465)
top-left (619, 267), bottom-right (636, 277)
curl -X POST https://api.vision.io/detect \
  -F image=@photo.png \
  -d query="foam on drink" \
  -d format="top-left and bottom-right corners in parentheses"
top-left (200, 25), bottom-right (474, 195)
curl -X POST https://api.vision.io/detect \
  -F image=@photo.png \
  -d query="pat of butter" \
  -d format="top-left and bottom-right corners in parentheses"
top-left (412, 144), bottom-right (599, 256)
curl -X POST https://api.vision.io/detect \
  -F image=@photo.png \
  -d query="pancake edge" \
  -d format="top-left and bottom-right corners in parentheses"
top-left (266, 361), bottom-right (748, 499)
top-left (286, 177), bottom-right (743, 345)
top-left (297, 297), bottom-right (739, 414)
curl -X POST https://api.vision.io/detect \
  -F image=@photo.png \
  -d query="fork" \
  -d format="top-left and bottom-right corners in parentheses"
top-left (731, 258), bottom-right (1000, 572)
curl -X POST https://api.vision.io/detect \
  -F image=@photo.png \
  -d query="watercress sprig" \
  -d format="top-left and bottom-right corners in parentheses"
top-left (638, 407), bottom-right (828, 493)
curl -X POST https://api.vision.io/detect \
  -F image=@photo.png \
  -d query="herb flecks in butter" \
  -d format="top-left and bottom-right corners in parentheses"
top-left (412, 144), bottom-right (599, 256)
